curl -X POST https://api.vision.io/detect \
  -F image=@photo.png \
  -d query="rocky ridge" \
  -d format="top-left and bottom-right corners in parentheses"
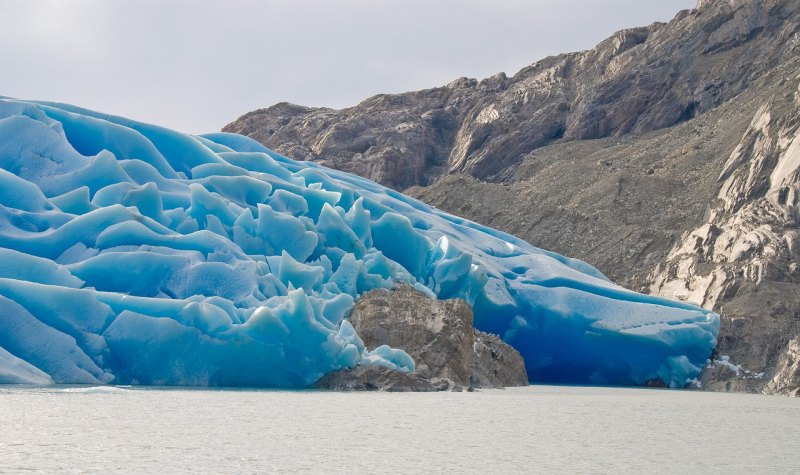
top-left (230, 0), bottom-right (800, 395)
top-left (225, 0), bottom-right (796, 191)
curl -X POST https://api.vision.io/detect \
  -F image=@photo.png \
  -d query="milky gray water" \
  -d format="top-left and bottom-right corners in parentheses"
top-left (0, 385), bottom-right (797, 474)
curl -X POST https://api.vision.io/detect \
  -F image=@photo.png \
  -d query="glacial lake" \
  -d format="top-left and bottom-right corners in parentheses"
top-left (0, 385), bottom-right (797, 474)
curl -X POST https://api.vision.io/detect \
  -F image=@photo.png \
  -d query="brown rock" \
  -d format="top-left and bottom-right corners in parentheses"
top-left (347, 285), bottom-right (528, 390)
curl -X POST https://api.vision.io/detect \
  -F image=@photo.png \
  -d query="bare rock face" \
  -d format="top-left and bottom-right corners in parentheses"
top-left (471, 331), bottom-right (530, 389)
top-left (764, 337), bottom-right (800, 397)
top-left (340, 285), bottom-right (527, 391)
top-left (648, 73), bottom-right (800, 396)
top-left (349, 286), bottom-right (474, 389)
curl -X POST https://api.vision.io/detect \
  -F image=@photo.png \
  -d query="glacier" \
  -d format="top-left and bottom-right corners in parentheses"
top-left (0, 97), bottom-right (718, 388)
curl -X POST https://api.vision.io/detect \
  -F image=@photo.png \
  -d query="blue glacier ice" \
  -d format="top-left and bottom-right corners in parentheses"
top-left (0, 97), bottom-right (719, 388)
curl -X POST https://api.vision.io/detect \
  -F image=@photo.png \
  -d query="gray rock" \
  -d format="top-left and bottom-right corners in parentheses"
top-left (314, 365), bottom-right (436, 392)
top-left (345, 285), bottom-right (527, 391)
top-left (764, 337), bottom-right (800, 397)
top-left (471, 331), bottom-right (530, 389)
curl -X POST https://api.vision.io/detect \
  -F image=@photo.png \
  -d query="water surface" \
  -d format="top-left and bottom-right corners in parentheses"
top-left (1, 386), bottom-right (796, 473)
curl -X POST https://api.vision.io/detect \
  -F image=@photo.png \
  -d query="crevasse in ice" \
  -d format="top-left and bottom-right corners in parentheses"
top-left (0, 97), bottom-right (718, 387)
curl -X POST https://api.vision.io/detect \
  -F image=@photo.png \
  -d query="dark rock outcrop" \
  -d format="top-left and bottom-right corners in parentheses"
top-left (314, 365), bottom-right (436, 392)
top-left (470, 331), bottom-right (530, 389)
top-left (317, 285), bottom-right (527, 391)
top-left (231, 0), bottom-right (800, 395)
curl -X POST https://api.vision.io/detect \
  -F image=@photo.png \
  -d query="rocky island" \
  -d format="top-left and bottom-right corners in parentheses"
top-left (316, 285), bottom-right (528, 391)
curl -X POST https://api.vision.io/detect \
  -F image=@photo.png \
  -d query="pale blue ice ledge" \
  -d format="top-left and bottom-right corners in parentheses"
top-left (0, 98), bottom-right (718, 388)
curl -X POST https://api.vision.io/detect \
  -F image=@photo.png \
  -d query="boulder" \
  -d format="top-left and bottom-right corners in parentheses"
top-left (327, 285), bottom-right (528, 391)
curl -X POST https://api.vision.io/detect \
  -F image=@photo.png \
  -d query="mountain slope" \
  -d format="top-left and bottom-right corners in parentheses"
top-left (410, 62), bottom-right (800, 395)
top-left (226, 0), bottom-right (800, 395)
top-left (225, 0), bottom-right (798, 190)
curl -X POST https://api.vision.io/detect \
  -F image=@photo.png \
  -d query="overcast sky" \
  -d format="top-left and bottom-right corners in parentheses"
top-left (1, 0), bottom-right (696, 134)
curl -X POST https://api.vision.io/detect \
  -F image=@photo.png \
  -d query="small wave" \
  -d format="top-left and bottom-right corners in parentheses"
top-left (52, 385), bottom-right (132, 394)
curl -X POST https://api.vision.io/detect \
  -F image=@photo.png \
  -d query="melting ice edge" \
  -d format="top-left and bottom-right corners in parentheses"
top-left (0, 98), bottom-right (718, 388)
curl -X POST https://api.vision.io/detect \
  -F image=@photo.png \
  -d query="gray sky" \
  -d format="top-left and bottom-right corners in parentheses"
top-left (1, 0), bottom-right (696, 134)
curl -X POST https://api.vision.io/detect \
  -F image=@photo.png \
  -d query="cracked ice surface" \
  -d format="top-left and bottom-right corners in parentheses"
top-left (0, 98), bottom-right (718, 387)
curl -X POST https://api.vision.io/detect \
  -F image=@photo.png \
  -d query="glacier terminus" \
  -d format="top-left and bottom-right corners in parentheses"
top-left (0, 97), bottom-right (718, 388)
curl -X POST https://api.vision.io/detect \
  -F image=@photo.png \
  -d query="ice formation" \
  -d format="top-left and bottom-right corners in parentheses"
top-left (0, 97), bottom-right (718, 388)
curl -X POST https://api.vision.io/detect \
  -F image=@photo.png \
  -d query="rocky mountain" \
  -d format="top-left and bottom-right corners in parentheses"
top-left (226, 0), bottom-right (800, 396)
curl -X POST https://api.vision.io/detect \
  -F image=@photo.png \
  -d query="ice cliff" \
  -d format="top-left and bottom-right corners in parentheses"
top-left (0, 97), bottom-right (718, 388)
